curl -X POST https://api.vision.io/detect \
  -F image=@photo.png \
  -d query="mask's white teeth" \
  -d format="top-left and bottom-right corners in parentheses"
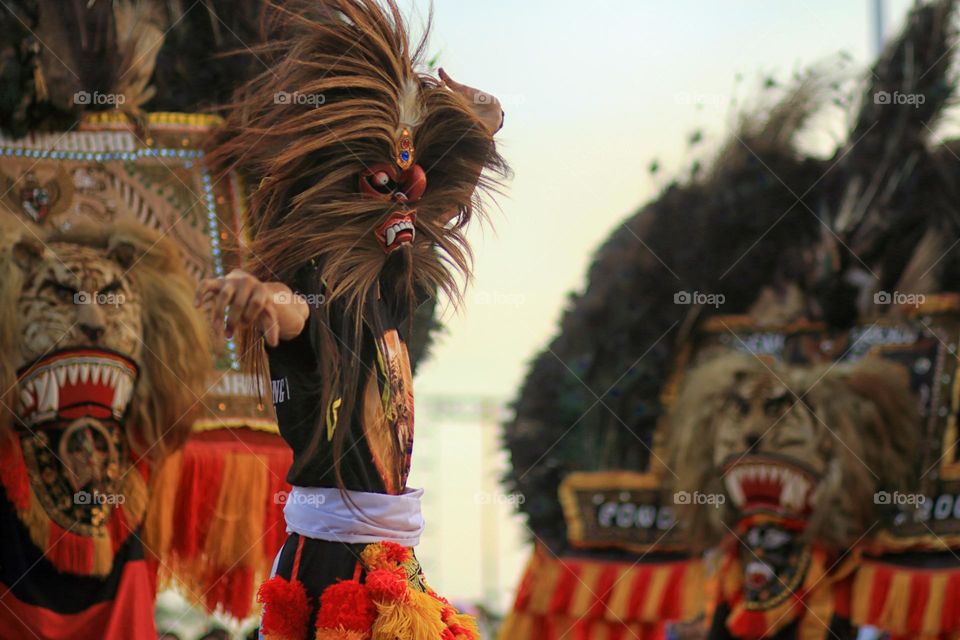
top-left (108, 367), bottom-right (120, 387)
top-left (33, 374), bottom-right (48, 411)
top-left (68, 365), bottom-right (79, 385)
top-left (55, 367), bottom-right (67, 388)
top-left (38, 371), bottom-right (58, 414)
top-left (91, 364), bottom-right (101, 385)
top-left (725, 471), bottom-right (746, 507)
top-left (386, 228), bottom-right (397, 246)
top-left (112, 374), bottom-right (134, 415)
top-left (777, 470), bottom-right (810, 512)
top-left (79, 364), bottom-right (90, 383)
top-left (19, 386), bottom-right (33, 410)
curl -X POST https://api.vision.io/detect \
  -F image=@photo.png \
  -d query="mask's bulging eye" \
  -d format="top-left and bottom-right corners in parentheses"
top-left (361, 167), bottom-right (399, 198)
top-left (359, 163), bottom-right (427, 202)
top-left (372, 171), bottom-right (394, 191)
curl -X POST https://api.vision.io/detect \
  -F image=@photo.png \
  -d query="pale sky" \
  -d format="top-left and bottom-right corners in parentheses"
top-left (404, 0), bottom-right (918, 401)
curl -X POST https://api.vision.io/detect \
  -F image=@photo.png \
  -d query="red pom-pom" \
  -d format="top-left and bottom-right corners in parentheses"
top-left (381, 541), bottom-right (412, 565)
top-left (364, 568), bottom-right (409, 603)
top-left (316, 579), bottom-right (377, 632)
top-left (257, 576), bottom-right (310, 640)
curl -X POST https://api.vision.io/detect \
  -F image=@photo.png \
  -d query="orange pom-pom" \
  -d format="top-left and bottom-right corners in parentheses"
top-left (359, 544), bottom-right (389, 571)
top-left (258, 576), bottom-right (311, 640)
top-left (365, 568), bottom-right (410, 603)
top-left (360, 541), bottom-right (412, 572)
top-left (316, 579), bottom-right (377, 632)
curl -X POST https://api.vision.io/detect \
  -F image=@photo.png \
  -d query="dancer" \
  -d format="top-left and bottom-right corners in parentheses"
top-left (196, 1), bottom-right (506, 638)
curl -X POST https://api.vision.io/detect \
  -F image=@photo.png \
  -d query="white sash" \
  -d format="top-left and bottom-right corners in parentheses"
top-left (282, 486), bottom-right (425, 547)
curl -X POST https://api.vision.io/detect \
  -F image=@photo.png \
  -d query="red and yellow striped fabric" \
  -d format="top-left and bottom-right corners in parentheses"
top-left (498, 544), bottom-right (704, 640)
top-left (851, 559), bottom-right (960, 639)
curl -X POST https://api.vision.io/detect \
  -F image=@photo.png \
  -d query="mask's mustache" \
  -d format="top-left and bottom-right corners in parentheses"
top-left (378, 243), bottom-right (415, 308)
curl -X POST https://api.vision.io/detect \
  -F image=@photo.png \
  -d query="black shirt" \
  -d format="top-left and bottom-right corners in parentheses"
top-left (267, 299), bottom-right (416, 495)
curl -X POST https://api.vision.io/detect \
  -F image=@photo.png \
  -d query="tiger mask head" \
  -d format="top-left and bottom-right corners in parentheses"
top-left (665, 352), bottom-right (918, 551)
top-left (0, 222), bottom-right (211, 459)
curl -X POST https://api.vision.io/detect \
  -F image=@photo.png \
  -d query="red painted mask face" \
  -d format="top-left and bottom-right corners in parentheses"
top-left (359, 163), bottom-right (427, 253)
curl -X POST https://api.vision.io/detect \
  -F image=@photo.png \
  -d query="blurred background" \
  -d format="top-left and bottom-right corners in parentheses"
top-left (156, 1), bottom-right (928, 637)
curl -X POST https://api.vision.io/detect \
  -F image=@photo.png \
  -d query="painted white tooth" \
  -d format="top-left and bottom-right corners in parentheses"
top-left (783, 475), bottom-right (804, 511)
top-left (55, 367), bottom-right (67, 387)
top-left (781, 469), bottom-right (793, 487)
top-left (725, 474), bottom-right (746, 507)
top-left (791, 485), bottom-right (803, 510)
top-left (79, 364), bottom-right (90, 383)
top-left (33, 374), bottom-right (48, 409)
top-left (68, 365), bottom-right (79, 384)
top-left (20, 387), bottom-right (33, 408)
top-left (779, 482), bottom-right (793, 510)
top-left (109, 367), bottom-right (120, 387)
top-left (386, 228), bottom-right (396, 246)
top-left (91, 364), bottom-right (101, 385)
top-left (112, 376), bottom-right (128, 413)
top-left (40, 372), bottom-right (58, 412)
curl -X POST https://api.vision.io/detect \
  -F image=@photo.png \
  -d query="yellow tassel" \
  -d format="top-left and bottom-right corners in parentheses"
top-left (92, 533), bottom-right (114, 576)
top-left (371, 589), bottom-right (447, 640)
top-left (208, 453), bottom-right (268, 569)
top-left (143, 452), bottom-right (182, 561)
top-left (447, 612), bottom-right (480, 639)
top-left (877, 570), bottom-right (911, 634)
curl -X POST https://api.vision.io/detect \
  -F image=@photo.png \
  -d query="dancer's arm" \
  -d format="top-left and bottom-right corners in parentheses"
top-left (195, 269), bottom-right (309, 347)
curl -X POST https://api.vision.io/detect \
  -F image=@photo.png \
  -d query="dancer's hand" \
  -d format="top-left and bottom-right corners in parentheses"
top-left (439, 68), bottom-right (504, 135)
top-left (194, 269), bottom-right (309, 347)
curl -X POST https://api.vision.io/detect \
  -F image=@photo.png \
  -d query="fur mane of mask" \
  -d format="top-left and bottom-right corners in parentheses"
top-left (665, 352), bottom-right (918, 551)
top-left (207, 0), bottom-right (508, 483)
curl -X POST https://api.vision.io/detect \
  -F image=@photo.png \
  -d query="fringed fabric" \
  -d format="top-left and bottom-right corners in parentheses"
top-left (851, 558), bottom-right (960, 637)
top-left (497, 544), bottom-right (702, 640)
top-left (145, 427), bottom-right (292, 620)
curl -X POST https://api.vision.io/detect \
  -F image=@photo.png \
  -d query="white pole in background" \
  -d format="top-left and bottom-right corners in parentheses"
top-left (871, 0), bottom-right (886, 56)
